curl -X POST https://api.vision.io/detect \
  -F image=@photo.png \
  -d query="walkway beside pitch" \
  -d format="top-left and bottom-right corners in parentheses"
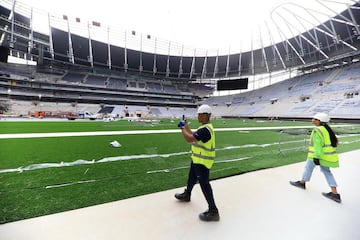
top-left (0, 150), bottom-right (359, 240)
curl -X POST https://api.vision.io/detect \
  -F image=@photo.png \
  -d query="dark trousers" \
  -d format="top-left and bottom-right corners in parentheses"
top-left (186, 161), bottom-right (218, 211)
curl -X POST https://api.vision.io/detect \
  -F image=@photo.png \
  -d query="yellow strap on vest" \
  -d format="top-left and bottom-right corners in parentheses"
top-left (191, 124), bottom-right (215, 169)
top-left (307, 126), bottom-right (339, 167)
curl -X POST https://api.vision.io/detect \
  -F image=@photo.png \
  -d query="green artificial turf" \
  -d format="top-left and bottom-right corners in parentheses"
top-left (0, 119), bottom-right (359, 223)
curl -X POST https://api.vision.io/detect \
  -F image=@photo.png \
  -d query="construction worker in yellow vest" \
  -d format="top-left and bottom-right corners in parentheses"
top-left (290, 113), bottom-right (341, 203)
top-left (175, 104), bottom-right (220, 221)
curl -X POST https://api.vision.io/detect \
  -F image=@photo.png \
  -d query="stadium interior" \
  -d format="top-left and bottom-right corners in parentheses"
top-left (0, 0), bottom-right (360, 122)
top-left (1, 1), bottom-right (360, 238)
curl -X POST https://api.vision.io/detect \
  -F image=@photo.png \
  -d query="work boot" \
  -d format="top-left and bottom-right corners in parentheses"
top-left (175, 189), bottom-right (191, 202)
top-left (322, 192), bottom-right (341, 203)
top-left (289, 180), bottom-right (306, 189)
top-left (199, 209), bottom-right (220, 222)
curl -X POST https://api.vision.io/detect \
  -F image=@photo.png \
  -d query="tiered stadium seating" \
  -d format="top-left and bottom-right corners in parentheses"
top-left (205, 61), bottom-right (360, 119)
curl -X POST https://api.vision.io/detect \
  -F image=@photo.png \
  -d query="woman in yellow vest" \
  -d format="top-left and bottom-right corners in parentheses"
top-left (175, 104), bottom-right (220, 221)
top-left (290, 113), bottom-right (341, 203)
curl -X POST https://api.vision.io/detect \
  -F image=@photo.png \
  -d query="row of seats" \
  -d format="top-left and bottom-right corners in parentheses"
top-left (60, 72), bottom-right (188, 94)
top-left (204, 62), bottom-right (360, 119)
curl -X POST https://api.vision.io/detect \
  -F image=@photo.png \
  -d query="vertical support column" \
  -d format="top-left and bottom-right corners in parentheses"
top-left (166, 41), bottom-right (171, 77)
top-left (48, 13), bottom-right (54, 60)
top-left (213, 49), bottom-right (219, 78)
top-left (225, 46), bottom-right (230, 77)
top-left (66, 18), bottom-right (74, 64)
top-left (28, 7), bottom-right (33, 55)
top-left (10, 0), bottom-right (16, 48)
top-left (139, 34), bottom-right (143, 72)
top-left (107, 26), bottom-right (111, 69)
top-left (189, 49), bottom-right (196, 79)
top-left (87, 22), bottom-right (94, 68)
top-left (153, 37), bottom-right (157, 75)
top-left (259, 26), bottom-right (269, 73)
top-left (178, 45), bottom-right (184, 78)
top-left (124, 31), bottom-right (128, 72)
top-left (329, 19), bottom-right (339, 51)
top-left (201, 50), bottom-right (208, 79)
top-left (238, 49), bottom-right (242, 77)
top-left (251, 32), bottom-right (255, 89)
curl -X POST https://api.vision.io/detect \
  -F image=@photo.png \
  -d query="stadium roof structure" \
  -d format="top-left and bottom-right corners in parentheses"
top-left (0, 0), bottom-right (359, 80)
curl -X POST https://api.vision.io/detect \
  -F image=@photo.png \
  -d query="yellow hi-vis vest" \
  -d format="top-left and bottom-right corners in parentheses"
top-left (191, 123), bottom-right (215, 169)
top-left (307, 126), bottom-right (339, 168)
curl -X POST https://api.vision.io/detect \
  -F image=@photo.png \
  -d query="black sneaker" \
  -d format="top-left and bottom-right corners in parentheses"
top-left (289, 180), bottom-right (306, 189)
top-left (322, 192), bottom-right (341, 203)
top-left (199, 209), bottom-right (220, 222)
top-left (175, 189), bottom-right (191, 202)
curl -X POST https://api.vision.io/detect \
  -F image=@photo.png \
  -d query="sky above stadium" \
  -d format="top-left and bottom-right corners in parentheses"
top-left (15, 0), bottom-right (354, 53)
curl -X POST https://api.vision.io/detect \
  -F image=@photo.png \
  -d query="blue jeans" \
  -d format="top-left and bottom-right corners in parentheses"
top-left (302, 159), bottom-right (338, 187)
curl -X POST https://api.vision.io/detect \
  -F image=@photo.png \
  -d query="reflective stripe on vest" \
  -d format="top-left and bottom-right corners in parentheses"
top-left (191, 123), bottom-right (215, 169)
top-left (307, 126), bottom-right (339, 167)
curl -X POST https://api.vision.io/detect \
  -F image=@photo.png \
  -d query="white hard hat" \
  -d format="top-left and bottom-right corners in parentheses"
top-left (313, 113), bottom-right (330, 123)
top-left (197, 104), bottom-right (212, 114)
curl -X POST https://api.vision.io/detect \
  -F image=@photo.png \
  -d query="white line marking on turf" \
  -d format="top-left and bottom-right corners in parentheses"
top-left (45, 180), bottom-right (96, 189)
top-left (0, 125), bottom-right (353, 139)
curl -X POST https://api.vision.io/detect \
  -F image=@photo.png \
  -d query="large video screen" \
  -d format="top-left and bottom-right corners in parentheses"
top-left (217, 78), bottom-right (248, 90)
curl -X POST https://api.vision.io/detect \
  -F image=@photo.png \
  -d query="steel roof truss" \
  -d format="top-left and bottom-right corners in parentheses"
top-left (258, 26), bottom-right (269, 73)
top-left (347, 5), bottom-right (360, 38)
top-left (316, 24), bottom-right (357, 50)
top-left (292, 8), bottom-right (358, 51)
top-left (265, 20), bottom-right (287, 69)
top-left (273, 13), bottom-right (307, 64)
top-left (282, 7), bottom-right (321, 54)
top-left (277, 11), bottom-right (329, 60)
top-left (295, 2), bottom-right (358, 51)
top-left (316, 0), bottom-right (355, 23)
